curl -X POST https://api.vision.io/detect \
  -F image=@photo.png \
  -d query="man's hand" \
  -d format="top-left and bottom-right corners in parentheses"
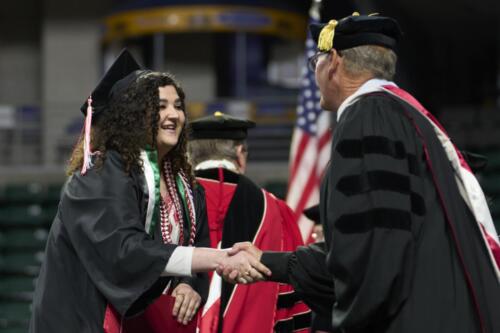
top-left (217, 242), bottom-right (269, 284)
top-left (171, 283), bottom-right (201, 325)
top-left (228, 242), bottom-right (263, 260)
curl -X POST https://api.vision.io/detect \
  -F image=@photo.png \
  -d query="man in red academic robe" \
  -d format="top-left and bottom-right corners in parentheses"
top-left (188, 112), bottom-right (311, 333)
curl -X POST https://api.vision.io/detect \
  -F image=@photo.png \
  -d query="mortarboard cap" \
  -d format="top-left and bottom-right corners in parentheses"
top-left (189, 112), bottom-right (256, 140)
top-left (79, 49), bottom-right (146, 175)
top-left (310, 12), bottom-right (403, 53)
top-left (80, 49), bottom-right (142, 116)
top-left (303, 204), bottom-right (320, 224)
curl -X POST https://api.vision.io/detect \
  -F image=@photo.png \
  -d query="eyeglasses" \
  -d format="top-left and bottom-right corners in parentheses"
top-left (307, 51), bottom-right (331, 72)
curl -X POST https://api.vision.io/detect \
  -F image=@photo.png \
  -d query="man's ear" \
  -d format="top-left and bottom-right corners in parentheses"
top-left (328, 50), bottom-right (341, 79)
top-left (235, 144), bottom-right (247, 174)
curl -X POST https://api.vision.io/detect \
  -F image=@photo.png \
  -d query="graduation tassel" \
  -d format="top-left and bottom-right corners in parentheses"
top-left (81, 96), bottom-right (94, 175)
top-left (317, 19), bottom-right (338, 52)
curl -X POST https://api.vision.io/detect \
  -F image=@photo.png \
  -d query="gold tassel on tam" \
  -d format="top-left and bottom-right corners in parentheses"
top-left (317, 19), bottom-right (338, 52)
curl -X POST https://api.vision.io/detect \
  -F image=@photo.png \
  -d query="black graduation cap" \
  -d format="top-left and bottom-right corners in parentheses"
top-left (80, 49), bottom-right (142, 116)
top-left (303, 204), bottom-right (320, 224)
top-left (461, 150), bottom-right (488, 174)
top-left (310, 13), bottom-right (403, 52)
top-left (79, 49), bottom-right (146, 175)
top-left (189, 112), bottom-right (256, 140)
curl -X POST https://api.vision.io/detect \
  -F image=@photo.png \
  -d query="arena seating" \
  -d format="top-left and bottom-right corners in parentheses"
top-left (0, 182), bottom-right (62, 331)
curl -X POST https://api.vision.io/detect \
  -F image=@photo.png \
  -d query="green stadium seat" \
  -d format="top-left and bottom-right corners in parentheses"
top-left (0, 183), bottom-right (44, 203)
top-left (0, 300), bottom-right (31, 329)
top-left (0, 229), bottom-right (48, 250)
top-left (0, 182), bottom-right (64, 206)
top-left (0, 205), bottom-right (49, 226)
top-left (0, 276), bottom-right (36, 293)
top-left (41, 205), bottom-right (58, 223)
top-left (0, 266), bottom-right (39, 277)
top-left (45, 184), bottom-right (64, 203)
top-left (0, 232), bottom-right (6, 248)
top-left (0, 328), bottom-right (30, 333)
top-left (0, 251), bottom-right (44, 271)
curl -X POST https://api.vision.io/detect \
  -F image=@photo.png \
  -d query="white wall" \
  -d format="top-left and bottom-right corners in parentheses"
top-left (0, 44), bottom-right (40, 106)
top-left (0, 1), bottom-right (41, 106)
top-left (41, 20), bottom-right (103, 166)
top-left (164, 33), bottom-right (215, 102)
top-left (40, 0), bottom-right (112, 166)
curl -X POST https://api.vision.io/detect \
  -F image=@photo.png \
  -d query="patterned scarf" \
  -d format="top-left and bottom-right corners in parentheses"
top-left (141, 149), bottom-right (196, 245)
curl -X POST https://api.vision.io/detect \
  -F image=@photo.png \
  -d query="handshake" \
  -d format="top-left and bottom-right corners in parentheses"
top-left (216, 242), bottom-right (271, 284)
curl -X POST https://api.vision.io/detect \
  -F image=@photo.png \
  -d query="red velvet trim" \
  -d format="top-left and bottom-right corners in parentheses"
top-left (481, 224), bottom-right (500, 269)
top-left (103, 304), bottom-right (121, 333)
top-left (383, 85), bottom-right (471, 172)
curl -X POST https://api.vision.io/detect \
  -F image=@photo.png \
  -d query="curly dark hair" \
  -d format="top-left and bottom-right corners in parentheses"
top-left (67, 71), bottom-right (194, 186)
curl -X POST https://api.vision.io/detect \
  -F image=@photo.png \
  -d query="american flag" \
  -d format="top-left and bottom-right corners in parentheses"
top-left (286, 18), bottom-right (333, 242)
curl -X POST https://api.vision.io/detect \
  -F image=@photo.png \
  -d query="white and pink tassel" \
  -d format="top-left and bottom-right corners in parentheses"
top-left (81, 96), bottom-right (95, 175)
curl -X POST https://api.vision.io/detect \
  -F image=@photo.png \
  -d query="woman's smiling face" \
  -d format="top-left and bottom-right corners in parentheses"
top-left (156, 85), bottom-right (185, 159)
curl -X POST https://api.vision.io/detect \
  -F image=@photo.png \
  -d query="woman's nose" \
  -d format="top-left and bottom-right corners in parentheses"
top-left (165, 106), bottom-right (179, 119)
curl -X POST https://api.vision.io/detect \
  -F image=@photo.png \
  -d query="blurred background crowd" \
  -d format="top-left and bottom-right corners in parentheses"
top-left (0, 0), bottom-right (499, 331)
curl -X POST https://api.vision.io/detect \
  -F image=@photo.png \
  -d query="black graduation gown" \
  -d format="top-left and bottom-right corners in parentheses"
top-left (262, 242), bottom-right (335, 322)
top-left (29, 150), bottom-right (208, 333)
top-left (263, 92), bottom-right (500, 333)
top-left (321, 93), bottom-right (500, 333)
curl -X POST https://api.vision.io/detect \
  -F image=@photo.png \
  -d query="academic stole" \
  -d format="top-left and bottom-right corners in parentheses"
top-left (382, 85), bottom-right (500, 281)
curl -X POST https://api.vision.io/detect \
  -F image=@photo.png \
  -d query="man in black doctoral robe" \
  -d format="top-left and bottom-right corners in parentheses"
top-left (227, 13), bottom-right (500, 333)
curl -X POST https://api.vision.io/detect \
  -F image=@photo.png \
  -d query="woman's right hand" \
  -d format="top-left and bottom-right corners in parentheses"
top-left (171, 283), bottom-right (201, 325)
top-left (217, 245), bottom-right (271, 284)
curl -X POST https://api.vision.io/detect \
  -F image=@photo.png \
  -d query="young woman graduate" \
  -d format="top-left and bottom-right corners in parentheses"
top-left (29, 50), bottom-right (269, 333)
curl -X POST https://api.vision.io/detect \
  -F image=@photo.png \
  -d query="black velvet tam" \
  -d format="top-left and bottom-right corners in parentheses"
top-left (310, 14), bottom-right (403, 52)
top-left (189, 112), bottom-right (256, 140)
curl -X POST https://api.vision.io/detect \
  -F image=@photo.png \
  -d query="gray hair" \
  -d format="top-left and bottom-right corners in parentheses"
top-left (188, 139), bottom-right (247, 167)
top-left (341, 45), bottom-right (397, 80)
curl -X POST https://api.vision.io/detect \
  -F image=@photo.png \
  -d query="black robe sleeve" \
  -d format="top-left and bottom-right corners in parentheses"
top-left (60, 151), bottom-right (177, 316)
top-left (177, 184), bottom-right (210, 303)
top-left (326, 95), bottom-right (421, 330)
top-left (261, 242), bottom-right (335, 317)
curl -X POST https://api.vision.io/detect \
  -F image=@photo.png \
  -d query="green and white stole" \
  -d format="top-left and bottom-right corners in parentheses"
top-left (140, 149), bottom-right (196, 241)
